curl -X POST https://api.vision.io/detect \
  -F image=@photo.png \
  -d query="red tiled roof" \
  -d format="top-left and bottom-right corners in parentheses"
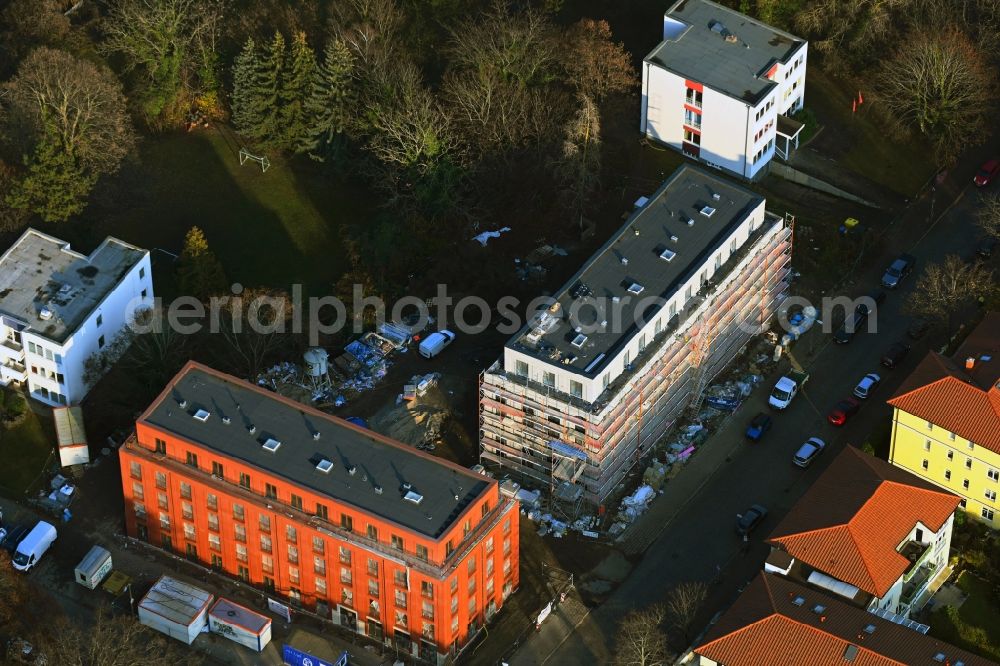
top-left (695, 574), bottom-right (995, 666)
top-left (888, 313), bottom-right (1000, 453)
top-left (768, 448), bottom-right (959, 598)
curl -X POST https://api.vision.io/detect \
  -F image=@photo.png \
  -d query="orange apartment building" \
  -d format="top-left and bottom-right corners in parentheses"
top-left (119, 362), bottom-right (520, 664)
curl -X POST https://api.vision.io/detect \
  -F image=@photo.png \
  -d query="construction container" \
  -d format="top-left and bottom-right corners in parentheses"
top-left (137, 576), bottom-right (213, 645)
top-left (208, 597), bottom-right (272, 652)
top-left (74, 545), bottom-right (112, 589)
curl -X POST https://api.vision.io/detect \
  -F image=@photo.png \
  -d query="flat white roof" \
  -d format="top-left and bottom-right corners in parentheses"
top-left (0, 228), bottom-right (146, 343)
top-left (209, 598), bottom-right (271, 635)
top-left (139, 576), bottom-right (212, 626)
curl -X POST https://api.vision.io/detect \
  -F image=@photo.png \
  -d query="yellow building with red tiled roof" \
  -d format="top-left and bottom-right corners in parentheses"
top-left (888, 313), bottom-right (1000, 528)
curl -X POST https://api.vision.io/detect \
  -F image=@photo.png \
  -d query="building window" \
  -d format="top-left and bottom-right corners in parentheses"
top-left (288, 545), bottom-right (299, 564)
top-left (209, 534), bottom-right (221, 551)
top-left (602, 373), bottom-right (610, 389)
top-left (316, 503), bottom-right (328, 520)
top-left (181, 501), bottom-right (193, 520)
top-left (947, 451), bottom-right (954, 461)
top-left (450, 577), bottom-right (458, 594)
top-left (131, 482), bottom-right (144, 501)
top-left (945, 470), bottom-right (952, 481)
top-left (180, 482), bottom-right (192, 500)
top-left (154, 438), bottom-right (166, 454)
top-left (237, 565), bottom-right (249, 580)
top-left (157, 492), bottom-right (168, 510)
top-left (391, 535), bottom-right (404, 551)
top-left (395, 589), bottom-right (408, 610)
top-left (129, 461), bottom-right (142, 480)
top-left (98, 335), bottom-right (105, 348)
top-left (960, 499), bottom-right (967, 508)
top-left (341, 514), bottom-right (354, 532)
top-left (291, 494), bottom-right (303, 510)
top-left (968, 441), bottom-right (975, 451)
top-left (313, 536), bottom-right (325, 555)
top-left (262, 555), bottom-right (274, 574)
top-left (569, 380), bottom-right (583, 398)
top-left (368, 558), bottom-right (379, 576)
top-left (445, 540), bottom-right (454, 557)
top-left (683, 129), bottom-right (701, 145)
top-left (260, 535), bottom-right (272, 553)
top-left (341, 566), bottom-right (352, 584)
top-left (314, 555), bottom-right (326, 575)
top-left (926, 421), bottom-right (934, 431)
top-left (133, 502), bottom-right (146, 518)
top-left (986, 490), bottom-right (997, 502)
top-left (315, 578), bottom-right (327, 597)
top-left (515, 360), bottom-right (528, 377)
top-left (921, 460), bottom-right (928, 471)
top-left (964, 479), bottom-right (970, 490)
top-left (416, 544), bottom-right (428, 562)
top-left (212, 461), bottom-right (223, 477)
top-left (234, 524), bottom-right (246, 543)
top-left (207, 513), bottom-right (219, 532)
top-left (369, 580), bottom-right (380, 596)
top-left (504, 537), bottom-right (512, 555)
top-left (486, 556), bottom-right (494, 576)
top-left (207, 493), bottom-right (217, 510)
top-left (184, 524), bottom-right (196, 541)
top-left (259, 514), bottom-right (270, 532)
top-left (421, 581), bottom-right (434, 599)
top-left (236, 544), bottom-right (247, 562)
top-left (983, 508), bottom-right (995, 521)
top-left (395, 570), bottom-right (408, 588)
top-left (485, 536), bottom-right (495, 554)
top-left (989, 469), bottom-right (999, 482)
top-left (159, 512), bottom-right (170, 530)
top-left (286, 525), bottom-right (297, 542)
top-left (685, 88), bottom-right (702, 107)
top-left (924, 440), bottom-right (931, 452)
top-left (265, 483), bottom-right (277, 500)
top-left (233, 503), bottom-right (244, 521)
top-left (185, 452), bottom-right (198, 468)
top-left (289, 567), bottom-right (300, 584)
top-left (239, 472), bottom-right (251, 489)
top-left (367, 524), bottom-right (379, 541)
top-left (966, 458), bottom-right (973, 470)
top-left (342, 588), bottom-right (353, 606)
top-left (468, 557), bottom-right (476, 575)
top-left (542, 372), bottom-right (555, 387)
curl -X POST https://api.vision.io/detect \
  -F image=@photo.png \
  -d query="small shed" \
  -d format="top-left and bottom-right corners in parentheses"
top-left (53, 406), bottom-right (89, 467)
top-left (74, 545), bottom-right (112, 589)
top-left (137, 576), bottom-right (213, 645)
top-left (208, 597), bottom-right (272, 652)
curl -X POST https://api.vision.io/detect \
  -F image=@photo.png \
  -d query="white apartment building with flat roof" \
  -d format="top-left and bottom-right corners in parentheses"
top-left (0, 229), bottom-right (153, 406)
top-left (641, 0), bottom-right (808, 180)
top-left (479, 165), bottom-right (792, 505)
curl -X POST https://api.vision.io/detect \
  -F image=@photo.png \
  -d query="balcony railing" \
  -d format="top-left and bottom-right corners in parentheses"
top-left (1, 338), bottom-right (23, 354)
top-left (685, 97), bottom-right (702, 110)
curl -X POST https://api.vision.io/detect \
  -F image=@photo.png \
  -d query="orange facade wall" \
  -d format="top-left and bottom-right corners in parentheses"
top-left (120, 428), bottom-right (519, 660)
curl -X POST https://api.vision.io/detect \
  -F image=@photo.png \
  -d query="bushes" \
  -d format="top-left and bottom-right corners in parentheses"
top-left (1, 388), bottom-right (27, 422)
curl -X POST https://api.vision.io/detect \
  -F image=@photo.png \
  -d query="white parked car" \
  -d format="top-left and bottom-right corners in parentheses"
top-left (853, 373), bottom-right (881, 400)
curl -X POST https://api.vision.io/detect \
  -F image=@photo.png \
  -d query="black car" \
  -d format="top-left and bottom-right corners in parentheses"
top-left (856, 290), bottom-right (886, 316)
top-left (907, 318), bottom-right (931, 340)
top-left (834, 310), bottom-right (868, 344)
top-left (881, 341), bottom-right (911, 368)
top-left (736, 504), bottom-right (768, 536)
top-left (1, 524), bottom-right (29, 554)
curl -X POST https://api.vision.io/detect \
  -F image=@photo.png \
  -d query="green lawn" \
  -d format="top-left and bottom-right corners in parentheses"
top-left (0, 408), bottom-right (55, 496)
top-left (805, 69), bottom-right (936, 197)
top-left (929, 571), bottom-right (1000, 661)
top-left (76, 126), bottom-right (377, 296)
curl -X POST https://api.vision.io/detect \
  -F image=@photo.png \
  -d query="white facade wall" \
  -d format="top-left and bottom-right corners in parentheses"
top-left (19, 253), bottom-right (153, 406)
top-left (642, 43), bottom-right (807, 180)
top-left (502, 200), bottom-right (767, 404)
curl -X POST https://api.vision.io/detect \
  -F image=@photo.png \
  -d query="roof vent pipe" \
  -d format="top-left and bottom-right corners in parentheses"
top-left (966, 357), bottom-right (976, 370)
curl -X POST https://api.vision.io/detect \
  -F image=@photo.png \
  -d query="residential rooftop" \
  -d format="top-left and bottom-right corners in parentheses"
top-left (888, 312), bottom-right (1000, 454)
top-left (507, 164), bottom-right (764, 379)
top-left (141, 363), bottom-right (491, 539)
top-left (767, 447), bottom-right (959, 598)
top-left (696, 573), bottom-right (994, 666)
top-left (646, 0), bottom-right (805, 105)
top-left (0, 228), bottom-right (147, 344)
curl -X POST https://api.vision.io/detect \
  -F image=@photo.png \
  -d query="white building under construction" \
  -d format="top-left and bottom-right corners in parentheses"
top-left (479, 164), bottom-right (792, 506)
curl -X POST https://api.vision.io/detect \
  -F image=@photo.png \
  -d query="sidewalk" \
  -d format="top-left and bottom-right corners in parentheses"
top-left (507, 589), bottom-right (589, 666)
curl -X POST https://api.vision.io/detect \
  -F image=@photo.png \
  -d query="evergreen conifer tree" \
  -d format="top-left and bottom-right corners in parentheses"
top-left (299, 39), bottom-right (356, 158)
top-left (6, 126), bottom-right (96, 222)
top-left (177, 226), bottom-right (227, 300)
top-left (281, 31), bottom-right (317, 151)
top-left (231, 37), bottom-right (259, 136)
top-left (252, 31), bottom-right (287, 145)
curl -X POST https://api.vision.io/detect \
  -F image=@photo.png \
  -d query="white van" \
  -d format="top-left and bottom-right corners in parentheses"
top-left (12, 521), bottom-right (57, 572)
top-left (418, 330), bottom-right (456, 359)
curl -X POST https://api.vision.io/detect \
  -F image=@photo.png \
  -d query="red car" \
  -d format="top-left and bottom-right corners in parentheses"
top-left (827, 398), bottom-right (861, 426)
top-left (974, 159), bottom-right (1000, 187)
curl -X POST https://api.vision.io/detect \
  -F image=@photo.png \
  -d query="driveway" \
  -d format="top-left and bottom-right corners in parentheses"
top-left (507, 153), bottom-right (993, 664)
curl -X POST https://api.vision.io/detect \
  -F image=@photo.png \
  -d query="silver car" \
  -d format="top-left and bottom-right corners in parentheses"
top-left (853, 373), bottom-right (881, 399)
top-left (793, 437), bottom-right (826, 468)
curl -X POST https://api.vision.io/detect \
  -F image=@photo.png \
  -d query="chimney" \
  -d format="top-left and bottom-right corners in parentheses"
top-left (966, 357), bottom-right (976, 370)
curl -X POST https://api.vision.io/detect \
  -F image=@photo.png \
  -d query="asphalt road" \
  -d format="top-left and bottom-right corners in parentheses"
top-left (523, 168), bottom-right (993, 663)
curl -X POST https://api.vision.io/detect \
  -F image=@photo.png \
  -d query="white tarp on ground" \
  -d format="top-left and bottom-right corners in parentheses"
top-left (472, 227), bottom-right (512, 246)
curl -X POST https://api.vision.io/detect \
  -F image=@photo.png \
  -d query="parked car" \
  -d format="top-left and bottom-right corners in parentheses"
top-left (834, 310), bottom-right (868, 344)
top-left (853, 373), bottom-right (882, 400)
top-left (881, 342), bottom-right (911, 369)
top-left (418, 330), bottom-right (456, 359)
top-left (907, 317), bottom-right (931, 339)
top-left (856, 290), bottom-right (886, 316)
top-left (827, 398), bottom-right (861, 426)
top-left (793, 437), bottom-right (827, 468)
top-left (881, 254), bottom-right (916, 289)
top-left (736, 504), bottom-right (769, 536)
top-left (974, 159), bottom-right (1000, 187)
top-left (1, 524), bottom-right (29, 555)
top-left (745, 413), bottom-right (773, 442)
top-left (979, 238), bottom-right (997, 259)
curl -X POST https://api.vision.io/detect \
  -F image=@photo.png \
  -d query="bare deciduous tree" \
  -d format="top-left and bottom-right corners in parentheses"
top-left (873, 27), bottom-right (996, 164)
top-left (561, 19), bottom-right (635, 102)
top-left (327, 0), bottom-right (405, 75)
top-left (4, 47), bottom-right (135, 177)
top-left (665, 581), bottom-right (709, 644)
top-left (215, 287), bottom-right (292, 379)
top-left (0, 0), bottom-right (70, 68)
top-left (122, 307), bottom-right (191, 390)
top-left (906, 254), bottom-right (995, 328)
top-left (977, 192), bottom-right (1000, 242)
top-left (38, 609), bottom-right (197, 666)
top-left (552, 94), bottom-right (601, 228)
top-left (615, 603), bottom-right (671, 666)
top-left (794, 0), bottom-right (913, 68)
